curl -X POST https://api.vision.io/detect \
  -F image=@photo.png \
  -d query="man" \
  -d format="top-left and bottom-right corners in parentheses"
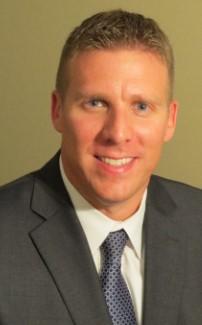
top-left (0, 9), bottom-right (201, 325)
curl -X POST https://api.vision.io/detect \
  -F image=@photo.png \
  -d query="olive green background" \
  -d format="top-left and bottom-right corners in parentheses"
top-left (0, 0), bottom-right (201, 188)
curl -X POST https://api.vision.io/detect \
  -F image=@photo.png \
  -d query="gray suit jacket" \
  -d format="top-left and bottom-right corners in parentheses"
top-left (0, 153), bottom-right (201, 325)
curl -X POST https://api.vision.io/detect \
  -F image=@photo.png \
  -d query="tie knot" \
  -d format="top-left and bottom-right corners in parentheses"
top-left (101, 229), bottom-right (128, 265)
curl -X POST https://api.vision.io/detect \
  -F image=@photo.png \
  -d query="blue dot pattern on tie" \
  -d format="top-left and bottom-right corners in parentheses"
top-left (100, 229), bottom-right (137, 325)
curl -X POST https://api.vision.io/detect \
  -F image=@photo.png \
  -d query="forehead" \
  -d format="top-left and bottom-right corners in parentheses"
top-left (69, 47), bottom-right (167, 69)
top-left (65, 48), bottom-right (170, 100)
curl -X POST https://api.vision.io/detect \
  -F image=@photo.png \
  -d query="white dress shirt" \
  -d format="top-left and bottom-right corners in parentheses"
top-left (59, 158), bottom-right (146, 325)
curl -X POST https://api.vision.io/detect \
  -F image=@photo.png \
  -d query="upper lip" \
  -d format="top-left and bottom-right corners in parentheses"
top-left (95, 155), bottom-right (135, 159)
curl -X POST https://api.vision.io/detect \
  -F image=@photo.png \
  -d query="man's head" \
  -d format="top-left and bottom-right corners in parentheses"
top-left (52, 10), bottom-right (178, 220)
top-left (56, 9), bottom-right (175, 100)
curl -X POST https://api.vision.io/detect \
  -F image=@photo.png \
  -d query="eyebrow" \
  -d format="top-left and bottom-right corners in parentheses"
top-left (74, 91), bottom-right (110, 101)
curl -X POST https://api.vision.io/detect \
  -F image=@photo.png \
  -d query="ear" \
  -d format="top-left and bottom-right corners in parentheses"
top-left (51, 90), bottom-right (63, 133)
top-left (164, 100), bottom-right (179, 142)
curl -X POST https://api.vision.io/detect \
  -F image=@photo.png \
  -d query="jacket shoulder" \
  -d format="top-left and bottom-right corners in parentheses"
top-left (151, 175), bottom-right (202, 210)
top-left (0, 174), bottom-right (35, 211)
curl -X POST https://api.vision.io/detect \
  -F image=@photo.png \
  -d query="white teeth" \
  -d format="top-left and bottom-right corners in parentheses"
top-left (100, 157), bottom-right (133, 167)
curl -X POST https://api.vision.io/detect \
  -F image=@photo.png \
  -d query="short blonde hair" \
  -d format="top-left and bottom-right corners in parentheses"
top-left (56, 9), bottom-right (174, 99)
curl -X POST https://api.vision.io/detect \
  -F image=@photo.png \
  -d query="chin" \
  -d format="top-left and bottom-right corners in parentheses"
top-left (92, 189), bottom-right (134, 207)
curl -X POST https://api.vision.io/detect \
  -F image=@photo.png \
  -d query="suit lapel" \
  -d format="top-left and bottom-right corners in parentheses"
top-left (30, 155), bottom-right (112, 325)
top-left (143, 177), bottom-right (186, 325)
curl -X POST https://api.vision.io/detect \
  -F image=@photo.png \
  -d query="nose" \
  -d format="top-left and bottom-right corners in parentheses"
top-left (101, 107), bottom-right (133, 145)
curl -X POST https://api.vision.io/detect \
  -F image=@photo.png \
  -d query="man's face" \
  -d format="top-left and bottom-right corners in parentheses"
top-left (52, 49), bottom-right (178, 219)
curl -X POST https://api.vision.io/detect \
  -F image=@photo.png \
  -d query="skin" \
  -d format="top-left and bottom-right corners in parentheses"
top-left (51, 48), bottom-right (178, 220)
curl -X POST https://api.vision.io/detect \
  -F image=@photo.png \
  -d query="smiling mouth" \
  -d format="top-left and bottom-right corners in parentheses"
top-left (96, 156), bottom-right (134, 167)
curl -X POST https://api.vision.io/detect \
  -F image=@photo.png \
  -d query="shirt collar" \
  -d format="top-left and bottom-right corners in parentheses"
top-left (59, 156), bottom-right (147, 259)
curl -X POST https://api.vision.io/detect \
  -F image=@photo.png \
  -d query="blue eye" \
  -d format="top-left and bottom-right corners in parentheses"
top-left (136, 102), bottom-right (148, 111)
top-left (83, 97), bottom-right (108, 111)
top-left (88, 99), bottom-right (105, 108)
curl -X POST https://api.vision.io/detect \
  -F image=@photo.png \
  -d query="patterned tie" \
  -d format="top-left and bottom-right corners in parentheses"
top-left (100, 229), bottom-right (137, 325)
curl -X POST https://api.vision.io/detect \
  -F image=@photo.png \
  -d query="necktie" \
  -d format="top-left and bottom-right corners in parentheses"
top-left (100, 229), bottom-right (137, 325)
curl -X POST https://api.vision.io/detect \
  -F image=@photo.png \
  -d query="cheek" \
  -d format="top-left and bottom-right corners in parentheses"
top-left (63, 116), bottom-right (98, 150)
top-left (135, 119), bottom-right (168, 148)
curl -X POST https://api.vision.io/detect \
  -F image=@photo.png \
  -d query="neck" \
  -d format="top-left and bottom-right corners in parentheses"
top-left (84, 189), bottom-right (147, 221)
